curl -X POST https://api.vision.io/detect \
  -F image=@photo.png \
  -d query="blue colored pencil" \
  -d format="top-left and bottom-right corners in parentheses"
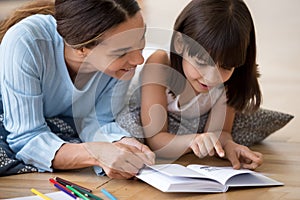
top-left (101, 188), bottom-right (117, 200)
top-left (54, 183), bottom-right (78, 199)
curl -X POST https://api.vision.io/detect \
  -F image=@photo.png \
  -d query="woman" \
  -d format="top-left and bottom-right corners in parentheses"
top-left (0, 0), bottom-right (154, 179)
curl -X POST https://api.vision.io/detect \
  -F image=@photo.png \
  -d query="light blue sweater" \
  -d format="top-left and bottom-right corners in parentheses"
top-left (0, 14), bottom-right (131, 172)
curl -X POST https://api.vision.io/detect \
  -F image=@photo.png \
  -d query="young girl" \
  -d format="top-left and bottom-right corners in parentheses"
top-left (120, 0), bottom-right (263, 170)
top-left (0, 0), bottom-right (154, 179)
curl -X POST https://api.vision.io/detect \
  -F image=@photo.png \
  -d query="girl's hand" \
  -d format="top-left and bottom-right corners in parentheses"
top-left (83, 138), bottom-right (155, 179)
top-left (190, 132), bottom-right (225, 158)
top-left (223, 140), bottom-right (263, 170)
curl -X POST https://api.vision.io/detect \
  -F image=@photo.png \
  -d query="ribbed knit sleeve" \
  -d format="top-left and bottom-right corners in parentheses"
top-left (0, 15), bottom-right (66, 172)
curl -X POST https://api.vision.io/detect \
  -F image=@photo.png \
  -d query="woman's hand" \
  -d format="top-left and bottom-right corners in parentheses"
top-left (117, 137), bottom-right (156, 163)
top-left (222, 140), bottom-right (263, 170)
top-left (83, 138), bottom-right (155, 179)
top-left (189, 132), bottom-right (225, 158)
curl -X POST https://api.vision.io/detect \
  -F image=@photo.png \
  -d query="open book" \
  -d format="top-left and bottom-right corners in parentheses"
top-left (136, 164), bottom-right (283, 193)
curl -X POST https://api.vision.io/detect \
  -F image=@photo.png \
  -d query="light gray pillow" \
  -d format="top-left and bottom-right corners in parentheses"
top-left (231, 108), bottom-right (294, 146)
top-left (117, 106), bottom-right (294, 147)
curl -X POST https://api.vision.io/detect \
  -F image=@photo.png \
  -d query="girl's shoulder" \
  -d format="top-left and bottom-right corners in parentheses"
top-left (145, 50), bottom-right (170, 66)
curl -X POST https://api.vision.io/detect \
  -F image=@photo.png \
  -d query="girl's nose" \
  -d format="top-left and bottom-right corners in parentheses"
top-left (203, 66), bottom-right (223, 85)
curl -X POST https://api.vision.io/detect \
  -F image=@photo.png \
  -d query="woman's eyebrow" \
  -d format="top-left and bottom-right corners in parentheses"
top-left (111, 47), bottom-right (132, 53)
top-left (141, 24), bottom-right (147, 39)
top-left (111, 25), bottom-right (146, 53)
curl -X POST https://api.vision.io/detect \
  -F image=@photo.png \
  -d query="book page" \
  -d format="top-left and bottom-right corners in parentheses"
top-left (4, 191), bottom-right (75, 200)
top-left (148, 164), bottom-right (208, 178)
top-left (143, 164), bottom-right (283, 189)
top-left (137, 166), bottom-right (228, 192)
top-left (187, 165), bottom-right (254, 185)
top-left (225, 172), bottom-right (284, 187)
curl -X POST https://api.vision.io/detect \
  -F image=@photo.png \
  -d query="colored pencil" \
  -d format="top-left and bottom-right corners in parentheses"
top-left (55, 177), bottom-right (92, 193)
top-left (66, 185), bottom-right (90, 200)
top-left (31, 188), bottom-right (52, 200)
top-left (101, 188), bottom-right (117, 200)
top-left (72, 185), bottom-right (103, 200)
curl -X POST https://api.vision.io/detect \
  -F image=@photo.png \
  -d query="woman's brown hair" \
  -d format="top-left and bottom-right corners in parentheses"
top-left (0, 0), bottom-right (141, 48)
top-left (0, 0), bottom-right (55, 43)
top-left (170, 0), bottom-right (261, 113)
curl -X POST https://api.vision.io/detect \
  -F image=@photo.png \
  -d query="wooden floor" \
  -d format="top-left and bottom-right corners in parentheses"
top-left (0, 0), bottom-right (300, 199)
top-left (0, 141), bottom-right (299, 199)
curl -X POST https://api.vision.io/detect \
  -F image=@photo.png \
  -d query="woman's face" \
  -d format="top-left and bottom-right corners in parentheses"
top-left (82, 12), bottom-right (146, 80)
top-left (182, 52), bottom-right (234, 94)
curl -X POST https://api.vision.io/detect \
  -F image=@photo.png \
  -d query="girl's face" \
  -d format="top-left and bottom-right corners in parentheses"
top-left (182, 52), bottom-right (234, 94)
top-left (81, 12), bottom-right (146, 80)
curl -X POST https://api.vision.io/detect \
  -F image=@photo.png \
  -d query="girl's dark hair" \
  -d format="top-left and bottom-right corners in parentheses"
top-left (0, 0), bottom-right (141, 48)
top-left (170, 0), bottom-right (261, 113)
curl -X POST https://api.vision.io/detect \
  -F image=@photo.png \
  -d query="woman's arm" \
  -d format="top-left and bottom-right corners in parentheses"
top-left (53, 138), bottom-right (155, 179)
top-left (73, 74), bottom-right (155, 178)
top-left (52, 143), bottom-right (99, 169)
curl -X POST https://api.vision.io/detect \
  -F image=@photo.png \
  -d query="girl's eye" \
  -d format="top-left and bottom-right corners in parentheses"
top-left (194, 58), bottom-right (208, 66)
top-left (219, 65), bottom-right (234, 71)
top-left (195, 61), bottom-right (207, 67)
top-left (198, 63), bottom-right (206, 67)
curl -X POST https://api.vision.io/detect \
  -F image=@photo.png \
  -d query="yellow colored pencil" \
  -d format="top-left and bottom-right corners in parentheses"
top-left (31, 188), bottom-right (52, 200)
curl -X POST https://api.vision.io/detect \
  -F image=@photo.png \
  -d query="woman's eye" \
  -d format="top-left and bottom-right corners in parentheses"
top-left (117, 53), bottom-right (127, 58)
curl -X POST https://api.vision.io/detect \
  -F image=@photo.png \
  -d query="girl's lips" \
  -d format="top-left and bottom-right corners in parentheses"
top-left (199, 82), bottom-right (209, 90)
top-left (201, 83), bottom-right (208, 87)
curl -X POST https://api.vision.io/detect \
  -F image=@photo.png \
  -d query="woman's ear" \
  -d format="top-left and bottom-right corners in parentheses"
top-left (73, 47), bottom-right (89, 58)
top-left (173, 32), bottom-right (184, 54)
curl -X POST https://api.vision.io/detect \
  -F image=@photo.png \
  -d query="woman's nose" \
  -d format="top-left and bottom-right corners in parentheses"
top-left (128, 50), bottom-right (144, 65)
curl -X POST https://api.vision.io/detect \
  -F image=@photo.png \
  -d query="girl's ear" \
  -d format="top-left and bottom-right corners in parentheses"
top-left (173, 32), bottom-right (184, 54)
